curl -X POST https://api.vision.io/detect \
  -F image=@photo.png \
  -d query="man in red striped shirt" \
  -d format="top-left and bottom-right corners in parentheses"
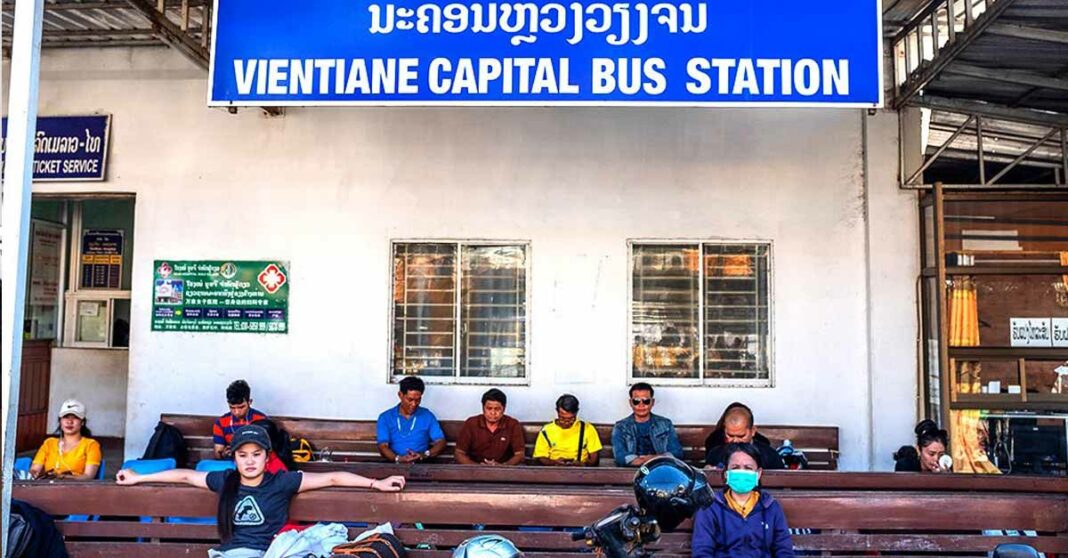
top-left (212, 380), bottom-right (268, 458)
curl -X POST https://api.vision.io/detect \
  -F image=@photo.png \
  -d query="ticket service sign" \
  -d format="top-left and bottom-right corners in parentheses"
top-left (208, 0), bottom-right (882, 107)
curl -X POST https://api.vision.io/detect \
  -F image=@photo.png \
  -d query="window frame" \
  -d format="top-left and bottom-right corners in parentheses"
top-left (388, 239), bottom-right (533, 386)
top-left (62, 199), bottom-right (133, 350)
top-left (626, 238), bottom-right (775, 388)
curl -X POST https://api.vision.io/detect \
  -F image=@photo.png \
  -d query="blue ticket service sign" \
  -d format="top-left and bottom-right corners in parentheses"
top-left (208, 1), bottom-right (882, 107)
top-left (1, 115), bottom-right (110, 181)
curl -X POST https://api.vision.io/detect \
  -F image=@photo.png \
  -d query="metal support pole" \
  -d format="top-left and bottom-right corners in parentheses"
top-left (1061, 129), bottom-right (1067, 185)
top-left (976, 116), bottom-right (986, 184)
top-left (907, 115), bottom-right (976, 184)
top-left (1, 0), bottom-right (46, 551)
top-left (947, 0), bottom-right (957, 42)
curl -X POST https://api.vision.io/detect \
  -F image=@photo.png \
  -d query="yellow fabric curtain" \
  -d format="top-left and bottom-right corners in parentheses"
top-left (947, 276), bottom-right (1000, 474)
top-left (1061, 252), bottom-right (1068, 289)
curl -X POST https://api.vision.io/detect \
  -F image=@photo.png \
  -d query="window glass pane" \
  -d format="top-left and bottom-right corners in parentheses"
top-left (460, 245), bottom-right (527, 378)
top-left (392, 243), bottom-right (456, 377)
top-left (631, 245), bottom-right (700, 379)
top-left (704, 244), bottom-right (770, 381)
top-left (111, 298), bottom-right (131, 347)
top-left (76, 300), bottom-right (109, 343)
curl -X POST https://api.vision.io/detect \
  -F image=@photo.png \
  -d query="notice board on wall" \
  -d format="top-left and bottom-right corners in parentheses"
top-left (81, 230), bottom-right (124, 289)
top-left (152, 260), bottom-right (289, 334)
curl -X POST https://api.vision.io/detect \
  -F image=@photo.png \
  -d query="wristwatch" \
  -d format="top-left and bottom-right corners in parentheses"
top-left (394, 455), bottom-right (401, 463)
top-left (423, 450), bottom-right (431, 459)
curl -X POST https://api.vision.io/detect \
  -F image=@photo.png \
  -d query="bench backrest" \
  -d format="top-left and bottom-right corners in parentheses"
top-left (162, 413), bottom-right (839, 469)
top-left (13, 475), bottom-right (1067, 558)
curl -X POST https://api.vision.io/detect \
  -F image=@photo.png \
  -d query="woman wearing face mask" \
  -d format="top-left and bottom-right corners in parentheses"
top-left (691, 442), bottom-right (795, 558)
top-left (30, 399), bottom-right (101, 480)
top-left (117, 425), bottom-right (406, 558)
top-left (893, 420), bottom-right (951, 473)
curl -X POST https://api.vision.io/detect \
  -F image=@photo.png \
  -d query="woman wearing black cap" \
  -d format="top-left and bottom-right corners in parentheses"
top-left (117, 424), bottom-right (405, 557)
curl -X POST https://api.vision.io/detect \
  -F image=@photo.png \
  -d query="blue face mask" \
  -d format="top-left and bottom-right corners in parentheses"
top-left (725, 469), bottom-right (760, 494)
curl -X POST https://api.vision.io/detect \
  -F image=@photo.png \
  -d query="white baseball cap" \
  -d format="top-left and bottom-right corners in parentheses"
top-left (58, 399), bottom-right (86, 420)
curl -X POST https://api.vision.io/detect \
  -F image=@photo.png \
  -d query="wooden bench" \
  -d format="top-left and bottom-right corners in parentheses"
top-left (12, 472), bottom-right (1068, 557)
top-left (162, 413), bottom-right (839, 470)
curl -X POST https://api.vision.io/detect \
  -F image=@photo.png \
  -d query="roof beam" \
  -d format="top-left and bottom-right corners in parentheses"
top-left (986, 22), bottom-right (1068, 44)
top-left (121, 0), bottom-right (208, 69)
top-left (910, 95), bottom-right (1068, 128)
top-left (944, 63), bottom-right (1068, 92)
top-left (1, 0), bottom-right (208, 12)
top-left (893, 0), bottom-right (1020, 109)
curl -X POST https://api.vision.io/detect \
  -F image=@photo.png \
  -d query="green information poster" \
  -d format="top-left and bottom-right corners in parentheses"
top-left (152, 260), bottom-right (289, 333)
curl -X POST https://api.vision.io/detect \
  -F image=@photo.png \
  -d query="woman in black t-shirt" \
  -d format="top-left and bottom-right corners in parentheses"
top-left (117, 424), bottom-right (405, 557)
top-left (893, 419), bottom-right (951, 473)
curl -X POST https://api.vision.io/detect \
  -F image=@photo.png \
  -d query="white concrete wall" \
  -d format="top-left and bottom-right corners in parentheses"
top-left (48, 348), bottom-right (128, 438)
top-left (864, 112), bottom-right (921, 470)
top-left (23, 47), bottom-right (918, 470)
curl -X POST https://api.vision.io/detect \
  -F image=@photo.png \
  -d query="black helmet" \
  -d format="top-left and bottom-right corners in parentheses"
top-left (633, 456), bottom-right (713, 532)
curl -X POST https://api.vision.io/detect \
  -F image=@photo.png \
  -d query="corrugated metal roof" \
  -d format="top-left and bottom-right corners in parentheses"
top-left (2, 0), bottom-right (208, 51)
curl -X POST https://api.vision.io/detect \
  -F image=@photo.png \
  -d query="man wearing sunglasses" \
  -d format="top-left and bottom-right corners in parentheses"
top-left (611, 382), bottom-right (684, 467)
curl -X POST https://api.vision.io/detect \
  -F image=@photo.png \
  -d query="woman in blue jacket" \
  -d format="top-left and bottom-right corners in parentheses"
top-left (691, 442), bottom-right (795, 558)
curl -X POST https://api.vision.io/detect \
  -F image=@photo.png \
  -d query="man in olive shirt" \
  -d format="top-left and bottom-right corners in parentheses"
top-left (455, 389), bottom-right (526, 466)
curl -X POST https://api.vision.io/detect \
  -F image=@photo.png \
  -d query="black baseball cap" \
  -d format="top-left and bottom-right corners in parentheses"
top-left (230, 424), bottom-right (272, 452)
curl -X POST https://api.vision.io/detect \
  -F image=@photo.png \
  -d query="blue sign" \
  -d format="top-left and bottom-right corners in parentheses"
top-left (1, 115), bottom-right (110, 181)
top-left (209, 1), bottom-right (881, 107)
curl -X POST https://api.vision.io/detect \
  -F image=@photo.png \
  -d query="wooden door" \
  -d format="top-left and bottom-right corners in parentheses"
top-left (17, 339), bottom-right (53, 452)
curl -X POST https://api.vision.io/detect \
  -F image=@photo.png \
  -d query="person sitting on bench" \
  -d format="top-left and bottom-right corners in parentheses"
top-left (455, 388), bottom-right (526, 466)
top-left (117, 424), bottom-right (405, 558)
top-left (704, 402), bottom-right (784, 470)
top-left (611, 382), bottom-right (684, 467)
top-left (533, 394), bottom-right (602, 467)
top-left (377, 375), bottom-right (446, 463)
top-left (30, 399), bottom-right (101, 480)
top-left (214, 380), bottom-right (268, 459)
top-left (692, 442), bottom-right (795, 558)
top-left (893, 419), bottom-right (951, 473)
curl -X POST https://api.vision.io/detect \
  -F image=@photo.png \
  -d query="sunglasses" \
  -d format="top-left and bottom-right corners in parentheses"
top-left (631, 398), bottom-right (653, 406)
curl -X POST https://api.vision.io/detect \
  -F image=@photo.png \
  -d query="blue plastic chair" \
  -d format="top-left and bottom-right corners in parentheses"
top-left (166, 460), bottom-right (235, 525)
top-left (121, 458), bottom-right (176, 474)
top-left (65, 458), bottom-right (108, 522)
top-left (119, 458), bottom-right (176, 526)
top-left (14, 457), bottom-right (32, 473)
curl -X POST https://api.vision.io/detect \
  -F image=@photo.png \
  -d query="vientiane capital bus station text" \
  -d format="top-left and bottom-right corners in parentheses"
top-left (231, 57), bottom-right (852, 98)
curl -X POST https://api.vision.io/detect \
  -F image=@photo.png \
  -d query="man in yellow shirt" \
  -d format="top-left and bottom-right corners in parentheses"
top-left (533, 394), bottom-right (602, 466)
top-left (31, 399), bottom-right (102, 480)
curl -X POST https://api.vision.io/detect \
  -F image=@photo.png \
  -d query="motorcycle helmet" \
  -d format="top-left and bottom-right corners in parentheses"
top-left (633, 456), bottom-right (713, 532)
top-left (452, 535), bottom-right (523, 558)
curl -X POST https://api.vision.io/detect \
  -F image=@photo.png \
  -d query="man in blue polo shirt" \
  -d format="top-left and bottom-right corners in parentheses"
top-left (377, 376), bottom-right (446, 463)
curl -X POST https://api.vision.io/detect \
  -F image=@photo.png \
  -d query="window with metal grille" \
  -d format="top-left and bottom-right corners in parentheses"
top-left (391, 241), bottom-right (529, 383)
top-left (630, 242), bottom-right (772, 386)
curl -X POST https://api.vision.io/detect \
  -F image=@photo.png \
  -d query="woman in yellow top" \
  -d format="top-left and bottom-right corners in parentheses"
top-left (31, 399), bottom-right (102, 480)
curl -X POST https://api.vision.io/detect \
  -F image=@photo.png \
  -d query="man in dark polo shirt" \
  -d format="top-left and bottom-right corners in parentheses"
top-left (455, 389), bottom-right (526, 466)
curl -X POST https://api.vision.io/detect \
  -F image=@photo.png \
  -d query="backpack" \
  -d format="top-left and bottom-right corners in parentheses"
top-left (290, 437), bottom-right (314, 463)
top-left (7, 511), bottom-right (32, 558)
top-left (141, 421), bottom-right (188, 466)
top-left (331, 533), bottom-right (407, 558)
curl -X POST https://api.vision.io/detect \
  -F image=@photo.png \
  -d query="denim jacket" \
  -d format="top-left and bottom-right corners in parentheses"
top-left (611, 413), bottom-right (684, 466)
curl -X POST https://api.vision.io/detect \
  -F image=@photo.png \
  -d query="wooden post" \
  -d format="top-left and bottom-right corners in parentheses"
top-left (934, 182), bottom-right (953, 435)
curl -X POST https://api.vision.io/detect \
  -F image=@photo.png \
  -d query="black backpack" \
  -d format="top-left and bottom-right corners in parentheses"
top-left (142, 421), bottom-right (188, 465)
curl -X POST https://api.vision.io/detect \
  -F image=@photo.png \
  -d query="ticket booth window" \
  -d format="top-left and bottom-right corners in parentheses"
top-left (23, 200), bottom-right (134, 344)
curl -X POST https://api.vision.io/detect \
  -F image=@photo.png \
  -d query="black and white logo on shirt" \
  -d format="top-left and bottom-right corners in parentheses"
top-left (233, 495), bottom-right (265, 526)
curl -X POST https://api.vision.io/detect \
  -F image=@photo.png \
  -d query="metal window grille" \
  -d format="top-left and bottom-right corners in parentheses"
top-left (391, 242), bottom-right (528, 382)
top-left (631, 242), bottom-right (771, 385)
